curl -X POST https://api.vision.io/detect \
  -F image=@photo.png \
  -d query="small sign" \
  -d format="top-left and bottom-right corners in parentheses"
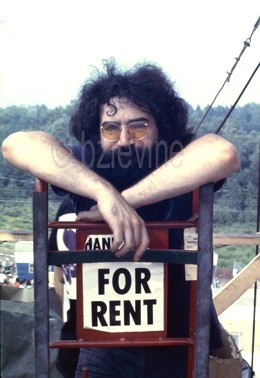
top-left (184, 228), bottom-right (198, 281)
top-left (85, 234), bottom-right (114, 250)
top-left (82, 261), bottom-right (165, 333)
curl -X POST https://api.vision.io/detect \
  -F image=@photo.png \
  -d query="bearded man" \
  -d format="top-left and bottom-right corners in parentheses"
top-left (2, 60), bottom-right (240, 377)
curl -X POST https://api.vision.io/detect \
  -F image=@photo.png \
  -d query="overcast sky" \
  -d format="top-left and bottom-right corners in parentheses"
top-left (1, 0), bottom-right (259, 109)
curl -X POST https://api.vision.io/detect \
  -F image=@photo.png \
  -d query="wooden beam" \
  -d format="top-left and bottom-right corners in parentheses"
top-left (213, 254), bottom-right (260, 316)
top-left (0, 230), bottom-right (33, 241)
top-left (213, 233), bottom-right (260, 246)
top-left (1, 230), bottom-right (260, 245)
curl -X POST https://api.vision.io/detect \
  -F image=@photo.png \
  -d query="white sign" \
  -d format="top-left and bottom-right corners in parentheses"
top-left (82, 262), bottom-right (164, 333)
top-left (85, 234), bottom-right (114, 250)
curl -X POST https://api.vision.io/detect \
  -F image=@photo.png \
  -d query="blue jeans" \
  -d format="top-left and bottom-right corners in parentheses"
top-left (75, 346), bottom-right (187, 377)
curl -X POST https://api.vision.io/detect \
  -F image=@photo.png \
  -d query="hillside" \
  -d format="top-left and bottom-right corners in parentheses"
top-left (0, 103), bottom-right (259, 268)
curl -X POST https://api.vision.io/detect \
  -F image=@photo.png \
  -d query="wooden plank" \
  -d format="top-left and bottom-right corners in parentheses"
top-left (0, 230), bottom-right (33, 241)
top-left (185, 230), bottom-right (260, 247)
top-left (213, 254), bottom-right (260, 316)
top-left (1, 230), bottom-right (260, 245)
top-left (213, 233), bottom-right (260, 246)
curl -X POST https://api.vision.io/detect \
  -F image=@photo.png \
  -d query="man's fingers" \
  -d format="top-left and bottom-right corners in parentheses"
top-left (110, 227), bottom-right (125, 252)
top-left (133, 242), bottom-right (150, 261)
top-left (76, 211), bottom-right (94, 221)
top-left (114, 223), bottom-right (135, 257)
top-left (133, 227), bottom-right (150, 262)
top-left (113, 218), bottom-right (150, 261)
top-left (76, 207), bottom-right (102, 221)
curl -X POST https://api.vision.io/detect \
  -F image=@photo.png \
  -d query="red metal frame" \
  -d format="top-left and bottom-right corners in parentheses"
top-left (37, 180), bottom-right (201, 377)
top-left (49, 222), bottom-right (198, 377)
top-left (76, 226), bottom-right (169, 341)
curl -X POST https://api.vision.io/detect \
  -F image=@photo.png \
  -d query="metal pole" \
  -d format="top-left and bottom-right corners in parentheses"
top-left (33, 191), bottom-right (49, 378)
top-left (194, 183), bottom-right (214, 378)
top-left (250, 142), bottom-right (260, 376)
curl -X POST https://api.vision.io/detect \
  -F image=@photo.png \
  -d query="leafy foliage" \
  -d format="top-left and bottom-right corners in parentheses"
top-left (0, 103), bottom-right (259, 268)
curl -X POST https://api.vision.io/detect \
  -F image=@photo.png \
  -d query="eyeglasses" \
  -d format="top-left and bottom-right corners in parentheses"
top-left (100, 121), bottom-right (148, 141)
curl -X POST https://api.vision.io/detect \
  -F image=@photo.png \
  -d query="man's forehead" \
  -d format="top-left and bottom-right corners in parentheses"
top-left (101, 97), bottom-right (150, 117)
top-left (104, 97), bottom-right (133, 109)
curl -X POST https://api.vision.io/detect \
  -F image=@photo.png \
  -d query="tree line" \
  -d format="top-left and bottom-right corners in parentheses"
top-left (0, 102), bottom-right (259, 236)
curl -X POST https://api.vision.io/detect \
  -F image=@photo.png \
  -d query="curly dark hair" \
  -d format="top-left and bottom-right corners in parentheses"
top-left (70, 59), bottom-right (193, 146)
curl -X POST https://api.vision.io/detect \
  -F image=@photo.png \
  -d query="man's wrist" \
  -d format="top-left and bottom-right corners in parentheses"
top-left (121, 189), bottom-right (139, 209)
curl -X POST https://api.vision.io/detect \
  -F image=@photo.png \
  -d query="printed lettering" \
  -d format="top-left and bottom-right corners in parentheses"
top-left (112, 268), bottom-right (131, 294)
top-left (109, 301), bottom-right (121, 326)
top-left (85, 238), bottom-right (92, 250)
top-left (135, 268), bottom-right (151, 294)
top-left (124, 300), bottom-right (141, 325)
top-left (98, 269), bottom-right (110, 295)
top-left (93, 238), bottom-right (101, 249)
top-left (144, 299), bottom-right (156, 324)
top-left (91, 299), bottom-right (156, 327)
top-left (91, 301), bottom-right (108, 326)
top-left (102, 237), bottom-right (113, 249)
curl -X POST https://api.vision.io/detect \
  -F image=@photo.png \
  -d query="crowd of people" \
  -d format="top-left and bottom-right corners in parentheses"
top-left (0, 268), bottom-right (32, 288)
top-left (0, 267), bottom-right (32, 288)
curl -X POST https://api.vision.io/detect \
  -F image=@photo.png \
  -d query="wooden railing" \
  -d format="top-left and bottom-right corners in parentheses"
top-left (1, 229), bottom-right (259, 317)
top-left (2, 230), bottom-right (259, 245)
top-left (0, 230), bottom-right (33, 241)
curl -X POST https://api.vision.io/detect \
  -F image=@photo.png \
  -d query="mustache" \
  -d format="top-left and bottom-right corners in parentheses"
top-left (101, 145), bottom-right (159, 168)
top-left (87, 140), bottom-right (174, 169)
top-left (79, 139), bottom-right (182, 191)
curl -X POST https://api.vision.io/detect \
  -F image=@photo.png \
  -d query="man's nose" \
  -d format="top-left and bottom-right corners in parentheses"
top-left (117, 126), bottom-right (134, 146)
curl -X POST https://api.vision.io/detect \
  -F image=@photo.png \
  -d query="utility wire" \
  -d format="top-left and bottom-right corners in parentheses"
top-left (195, 16), bottom-right (260, 134)
top-left (215, 61), bottom-right (259, 134)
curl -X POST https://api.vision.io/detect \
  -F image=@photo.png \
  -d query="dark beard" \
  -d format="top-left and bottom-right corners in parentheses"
top-left (82, 137), bottom-right (170, 191)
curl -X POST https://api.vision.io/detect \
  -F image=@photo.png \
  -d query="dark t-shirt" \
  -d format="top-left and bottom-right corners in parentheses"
top-left (52, 144), bottom-right (222, 348)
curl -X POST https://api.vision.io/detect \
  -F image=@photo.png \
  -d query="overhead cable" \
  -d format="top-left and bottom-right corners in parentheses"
top-left (215, 62), bottom-right (259, 134)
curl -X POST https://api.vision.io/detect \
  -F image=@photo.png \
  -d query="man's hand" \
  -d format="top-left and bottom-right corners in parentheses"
top-left (2, 131), bottom-right (150, 261)
top-left (76, 189), bottom-right (150, 262)
top-left (76, 205), bottom-right (102, 222)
